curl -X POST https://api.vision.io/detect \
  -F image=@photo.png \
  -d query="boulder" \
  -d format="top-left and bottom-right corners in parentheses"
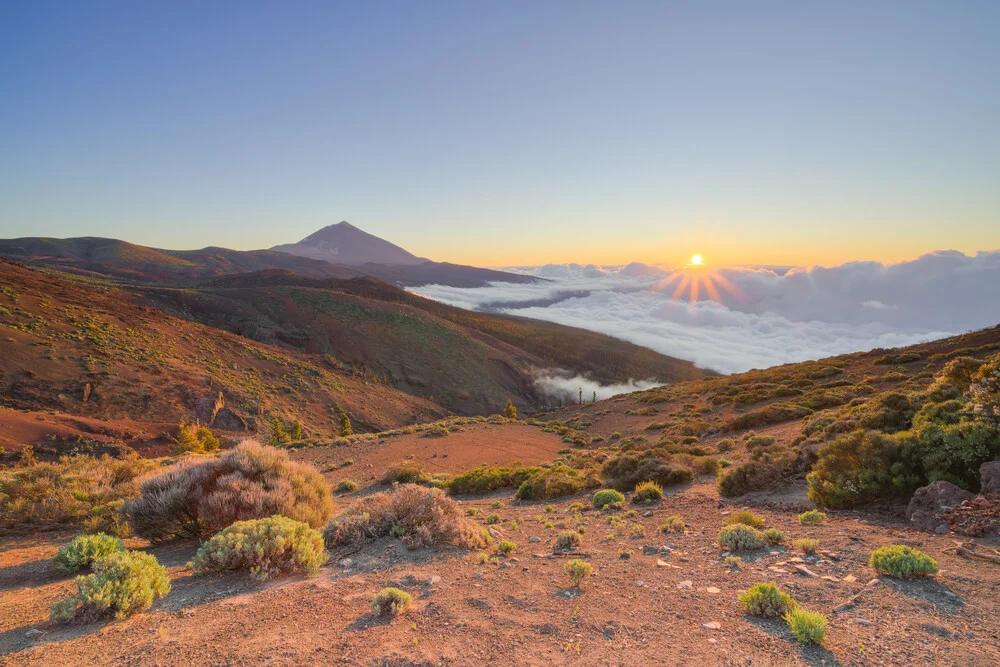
top-left (193, 392), bottom-right (225, 424)
top-left (212, 407), bottom-right (248, 431)
top-left (980, 461), bottom-right (1000, 500)
top-left (906, 481), bottom-right (974, 531)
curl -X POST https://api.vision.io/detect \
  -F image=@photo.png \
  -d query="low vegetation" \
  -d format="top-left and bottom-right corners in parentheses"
top-left (632, 480), bottom-right (663, 502)
top-left (52, 533), bottom-right (125, 572)
top-left (740, 582), bottom-right (795, 618)
top-left (798, 510), bottom-right (826, 525)
top-left (189, 516), bottom-right (328, 581)
top-left (723, 510), bottom-right (765, 528)
top-left (336, 479), bottom-right (359, 493)
top-left (555, 530), bottom-right (582, 549)
top-left (564, 559), bottom-right (592, 587)
top-left (783, 608), bottom-right (828, 645)
top-left (869, 545), bottom-right (939, 579)
top-left (371, 587), bottom-right (411, 616)
top-left (659, 516), bottom-right (685, 533)
top-left (51, 550), bottom-right (171, 621)
top-left (718, 524), bottom-right (764, 551)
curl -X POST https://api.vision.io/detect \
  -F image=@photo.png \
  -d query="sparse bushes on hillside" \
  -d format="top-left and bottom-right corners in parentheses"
top-left (718, 524), bottom-right (764, 551)
top-left (762, 528), bottom-right (786, 545)
top-left (337, 479), bottom-right (359, 493)
top-left (564, 558), bottom-right (592, 587)
top-left (323, 484), bottom-right (489, 551)
top-left (53, 533), bottom-right (125, 572)
top-left (740, 582), bottom-right (795, 618)
top-left (339, 412), bottom-right (353, 437)
top-left (723, 404), bottom-right (813, 432)
top-left (659, 516), bottom-right (685, 533)
top-left (555, 530), bottom-right (582, 549)
top-left (51, 550), bottom-right (170, 621)
top-left (504, 400), bottom-right (518, 420)
top-left (806, 430), bottom-right (922, 508)
top-left (869, 545), bottom-right (938, 578)
top-left (124, 441), bottom-right (334, 540)
top-left (190, 516), bottom-right (328, 581)
top-left (795, 538), bottom-right (819, 555)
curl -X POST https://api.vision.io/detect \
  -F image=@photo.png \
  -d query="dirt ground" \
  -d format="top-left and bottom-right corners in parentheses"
top-left (3, 473), bottom-right (999, 666)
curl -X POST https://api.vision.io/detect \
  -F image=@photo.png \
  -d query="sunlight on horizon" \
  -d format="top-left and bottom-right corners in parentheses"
top-left (652, 255), bottom-right (743, 305)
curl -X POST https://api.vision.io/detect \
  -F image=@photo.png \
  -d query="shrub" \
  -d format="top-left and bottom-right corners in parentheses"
top-left (724, 510), bottom-right (765, 529)
top-left (545, 504), bottom-right (555, 512)
top-left (448, 465), bottom-right (542, 495)
top-left (717, 450), bottom-right (807, 497)
top-left (174, 422), bottom-right (221, 455)
top-left (658, 516), bottom-right (685, 533)
top-left (497, 540), bottom-right (517, 555)
top-left (124, 441), bottom-right (334, 540)
top-left (869, 545), bottom-right (938, 579)
top-left (504, 400), bottom-right (518, 420)
top-left (189, 516), bottom-right (328, 581)
top-left (371, 587), bottom-right (412, 616)
top-left (740, 582), bottom-right (796, 618)
top-left (564, 559), bottom-right (592, 587)
top-left (323, 484), bottom-right (490, 551)
top-left (0, 453), bottom-right (155, 534)
top-left (632, 481), bottom-right (663, 503)
top-left (592, 489), bottom-right (626, 509)
top-left (718, 524), bottom-right (764, 551)
top-left (783, 608), bottom-right (827, 645)
top-left (381, 461), bottom-right (430, 485)
top-left (798, 510), bottom-right (826, 525)
top-left (723, 404), bottom-right (813, 431)
top-left (806, 430), bottom-right (923, 508)
top-left (725, 555), bottom-right (743, 568)
top-left (53, 533), bottom-right (125, 572)
top-left (486, 513), bottom-right (501, 524)
top-left (762, 528), bottom-right (786, 545)
top-left (338, 412), bottom-right (353, 437)
top-left (555, 530), bottom-right (582, 549)
top-left (514, 465), bottom-right (589, 500)
top-left (602, 452), bottom-right (693, 491)
top-left (51, 550), bottom-right (170, 621)
top-left (795, 538), bottom-right (818, 555)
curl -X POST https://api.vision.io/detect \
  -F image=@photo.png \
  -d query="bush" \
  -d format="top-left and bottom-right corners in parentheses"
top-left (448, 465), bottom-right (542, 495)
top-left (0, 453), bottom-right (155, 534)
top-left (555, 530), bottom-right (582, 549)
top-left (592, 489), bottom-right (626, 509)
top-left (762, 528), bottom-right (786, 545)
top-left (601, 452), bottom-right (693, 491)
top-left (53, 533), bottom-right (125, 572)
top-left (504, 400), bottom-right (518, 420)
top-left (124, 441), bottom-right (334, 540)
top-left (486, 513), bottom-right (500, 524)
top-left (497, 540), bottom-right (517, 554)
top-left (51, 550), bottom-right (170, 621)
top-left (337, 479), bottom-right (359, 493)
top-left (723, 404), bottom-right (813, 431)
top-left (806, 430), bottom-right (923, 508)
top-left (514, 465), bottom-right (589, 500)
top-left (658, 516), bottom-right (685, 533)
top-left (718, 524), bottom-right (764, 551)
top-left (724, 510), bottom-right (765, 528)
top-left (798, 510), bottom-right (826, 525)
top-left (189, 516), bottom-right (328, 581)
top-left (323, 484), bottom-right (490, 551)
top-left (174, 421), bottom-right (220, 455)
top-left (783, 608), bottom-right (827, 645)
top-left (381, 461), bottom-right (430, 485)
top-left (632, 481), bottom-right (663, 503)
top-left (795, 538), bottom-right (818, 555)
top-left (869, 545), bottom-right (939, 579)
top-left (740, 582), bottom-right (795, 618)
top-left (564, 558), bottom-right (592, 587)
top-left (371, 587), bottom-right (411, 616)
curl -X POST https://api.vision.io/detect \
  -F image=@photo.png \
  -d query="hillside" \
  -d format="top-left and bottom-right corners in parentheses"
top-left (0, 259), bottom-right (445, 453)
top-left (270, 221), bottom-right (426, 265)
top-left (127, 270), bottom-right (707, 414)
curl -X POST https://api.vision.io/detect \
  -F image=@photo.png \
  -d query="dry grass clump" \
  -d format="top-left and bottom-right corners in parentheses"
top-left (323, 484), bottom-right (490, 551)
top-left (336, 479), bottom-right (359, 493)
top-left (0, 453), bottom-right (155, 535)
top-left (53, 533), bottom-right (125, 572)
top-left (762, 528), bottom-right (786, 545)
top-left (189, 516), bottom-right (328, 581)
top-left (123, 441), bottom-right (334, 541)
top-left (51, 550), bottom-right (170, 622)
top-left (632, 480), bottom-right (663, 503)
top-left (795, 538), bottom-right (819, 555)
top-left (658, 516), bottom-right (686, 533)
top-left (555, 530), bottom-right (582, 549)
top-left (724, 510), bottom-right (765, 528)
top-left (514, 465), bottom-right (591, 500)
top-left (592, 488), bottom-right (626, 509)
top-left (371, 587), bottom-right (412, 616)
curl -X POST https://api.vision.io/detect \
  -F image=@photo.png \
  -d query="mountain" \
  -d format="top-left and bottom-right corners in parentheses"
top-left (270, 221), bottom-right (426, 266)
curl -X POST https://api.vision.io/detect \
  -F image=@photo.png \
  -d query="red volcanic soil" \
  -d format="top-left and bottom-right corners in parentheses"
top-left (0, 409), bottom-right (176, 452)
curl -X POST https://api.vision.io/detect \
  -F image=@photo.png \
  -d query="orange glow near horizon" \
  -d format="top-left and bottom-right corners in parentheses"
top-left (652, 257), bottom-right (744, 304)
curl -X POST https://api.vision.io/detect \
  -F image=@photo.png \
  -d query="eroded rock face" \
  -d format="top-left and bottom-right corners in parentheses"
top-left (906, 481), bottom-right (975, 531)
top-left (981, 461), bottom-right (1000, 500)
top-left (212, 407), bottom-right (248, 431)
top-left (193, 392), bottom-right (225, 424)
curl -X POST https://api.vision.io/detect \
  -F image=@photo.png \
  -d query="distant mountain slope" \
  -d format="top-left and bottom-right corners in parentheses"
top-left (130, 270), bottom-right (709, 414)
top-left (270, 221), bottom-right (425, 265)
top-left (0, 259), bottom-right (444, 438)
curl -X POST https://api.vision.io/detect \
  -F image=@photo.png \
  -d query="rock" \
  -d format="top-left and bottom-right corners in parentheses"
top-left (528, 536), bottom-right (541, 543)
top-left (843, 574), bottom-right (857, 583)
top-left (934, 524), bottom-right (950, 535)
top-left (794, 565), bottom-right (819, 578)
top-left (642, 511), bottom-right (652, 517)
top-left (487, 527), bottom-right (505, 539)
top-left (833, 601), bottom-right (856, 613)
top-left (338, 558), bottom-right (352, 567)
top-left (678, 580), bottom-right (693, 590)
top-left (25, 629), bottom-right (45, 639)
top-left (981, 461), bottom-right (1000, 500)
top-left (866, 578), bottom-right (880, 587)
top-left (705, 587), bottom-right (721, 594)
top-left (194, 391), bottom-right (225, 424)
top-left (855, 618), bottom-right (872, 627)
top-left (702, 622), bottom-right (721, 630)
top-left (820, 575), bottom-right (840, 582)
top-left (906, 481), bottom-right (975, 531)
top-left (212, 407), bottom-right (248, 431)
top-left (425, 575), bottom-right (441, 586)
top-left (643, 545), bottom-right (659, 555)
top-left (656, 559), bottom-right (670, 568)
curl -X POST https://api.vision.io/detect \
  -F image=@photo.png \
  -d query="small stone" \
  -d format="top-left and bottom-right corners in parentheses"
top-left (425, 575), bottom-right (441, 586)
top-left (702, 622), bottom-right (721, 630)
top-left (866, 578), bottom-right (880, 587)
top-left (843, 574), bottom-right (857, 583)
top-left (707, 638), bottom-right (717, 643)
top-left (499, 562), bottom-right (510, 569)
top-left (934, 525), bottom-right (950, 535)
top-left (25, 629), bottom-right (45, 639)
top-left (678, 580), bottom-right (693, 590)
top-left (642, 511), bottom-right (652, 517)
top-left (821, 575), bottom-right (840, 582)
top-left (833, 602), bottom-right (855, 613)
top-left (643, 545), bottom-right (659, 555)
top-left (794, 565), bottom-right (819, 578)
top-left (705, 587), bottom-right (721, 594)
top-left (508, 557), bottom-right (520, 564)
top-left (338, 558), bottom-right (353, 567)
top-left (528, 536), bottom-right (541, 543)
top-left (656, 559), bottom-right (670, 567)
top-left (855, 619), bottom-right (872, 627)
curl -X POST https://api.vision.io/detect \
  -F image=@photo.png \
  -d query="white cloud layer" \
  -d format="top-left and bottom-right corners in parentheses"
top-left (413, 250), bottom-right (1000, 375)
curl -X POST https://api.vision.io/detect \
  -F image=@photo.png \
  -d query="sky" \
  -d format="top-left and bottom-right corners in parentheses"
top-left (1, 1), bottom-right (999, 267)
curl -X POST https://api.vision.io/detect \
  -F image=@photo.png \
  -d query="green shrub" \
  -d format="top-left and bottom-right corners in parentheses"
top-left (447, 464), bottom-right (542, 495)
top-left (601, 452), bottom-right (693, 491)
top-left (718, 524), bottom-right (764, 551)
top-left (795, 538), bottom-right (818, 555)
top-left (336, 479), bottom-right (359, 493)
top-left (371, 587), bottom-right (412, 616)
top-left (53, 533), bottom-right (125, 572)
top-left (486, 513), bottom-right (501, 524)
top-left (762, 528), bottom-right (786, 545)
top-left (564, 558), bottom-right (592, 587)
top-left (724, 510), bottom-right (765, 528)
top-left (869, 545), bottom-right (938, 579)
top-left (504, 400), bottom-right (518, 420)
top-left (124, 441), bottom-right (334, 540)
top-left (381, 461), bottom-right (430, 485)
top-left (51, 550), bottom-right (171, 621)
top-left (798, 510), bottom-right (826, 525)
top-left (324, 484), bottom-right (490, 551)
top-left (514, 465), bottom-right (589, 500)
top-left (740, 582), bottom-right (795, 618)
top-left (189, 516), bottom-right (328, 581)
top-left (806, 430), bottom-right (923, 508)
top-left (555, 530), bottom-right (582, 549)
top-left (658, 516), bottom-right (685, 533)
top-left (592, 489), bottom-right (626, 509)
top-left (632, 480), bottom-right (663, 503)
top-left (497, 540), bottom-right (517, 555)
top-left (783, 608), bottom-right (827, 645)
top-left (723, 404), bottom-right (813, 431)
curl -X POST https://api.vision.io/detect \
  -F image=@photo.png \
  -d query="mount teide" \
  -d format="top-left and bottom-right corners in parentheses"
top-left (270, 221), bottom-right (427, 266)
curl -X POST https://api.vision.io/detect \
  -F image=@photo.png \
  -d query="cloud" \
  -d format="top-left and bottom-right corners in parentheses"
top-left (412, 250), bottom-right (1000, 374)
top-left (532, 371), bottom-right (661, 403)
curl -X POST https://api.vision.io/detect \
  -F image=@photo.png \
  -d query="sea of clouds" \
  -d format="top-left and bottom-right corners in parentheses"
top-left (414, 250), bottom-right (1000, 376)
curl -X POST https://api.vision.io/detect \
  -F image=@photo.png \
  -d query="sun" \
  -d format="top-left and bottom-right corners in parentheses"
top-left (690, 254), bottom-right (703, 266)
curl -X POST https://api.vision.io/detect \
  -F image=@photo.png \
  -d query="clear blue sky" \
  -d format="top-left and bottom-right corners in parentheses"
top-left (1, 1), bottom-right (998, 266)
